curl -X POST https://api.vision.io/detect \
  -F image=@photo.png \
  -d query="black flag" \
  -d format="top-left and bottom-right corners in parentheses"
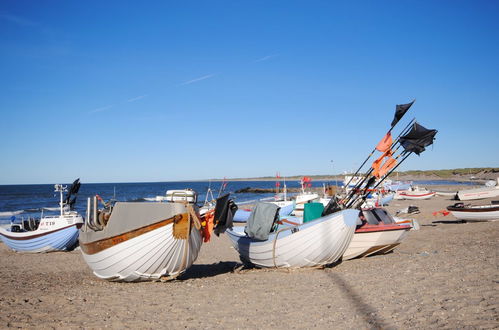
top-left (399, 122), bottom-right (437, 155)
top-left (64, 178), bottom-right (81, 205)
top-left (391, 100), bottom-right (415, 127)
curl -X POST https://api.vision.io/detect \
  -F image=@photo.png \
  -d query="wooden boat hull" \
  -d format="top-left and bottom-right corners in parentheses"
top-left (0, 225), bottom-right (80, 253)
top-left (79, 202), bottom-right (202, 282)
top-left (447, 204), bottom-right (499, 221)
top-left (225, 209), bottom-right (358, 268)
top-left (343, 225), bottom-right (411, 260)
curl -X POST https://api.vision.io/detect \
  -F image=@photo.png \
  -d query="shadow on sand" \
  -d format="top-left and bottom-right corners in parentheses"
top-left (432, 219), bottom-right (466, 224)
top-left (326, 271), bottom-right (393, 330)
top-left (178, 261), bottom-right (241, 280)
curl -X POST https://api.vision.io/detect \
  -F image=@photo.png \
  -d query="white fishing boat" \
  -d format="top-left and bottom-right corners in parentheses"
top-left (79, 190), bottom-right (203, 282)
top-left (456, 179), bottom-right (499, 201)
top-left (447, 202), bottom-right (499, 221)
top-left (434, 190), bottom-right (458, 197)
top-left (144, 189), bottom-right (198, 203)
top-left (0, 180), bottom-right (83, 253)
top-left (394, 186), bottom-right (435, 200)
top-left (343, 208), bottom-right (411, 260)
top-left (224, 207), bottom-right (358, 268)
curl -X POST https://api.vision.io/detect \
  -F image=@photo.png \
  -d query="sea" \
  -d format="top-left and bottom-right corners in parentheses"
top-left (0, 179), bottom-right (476, 224)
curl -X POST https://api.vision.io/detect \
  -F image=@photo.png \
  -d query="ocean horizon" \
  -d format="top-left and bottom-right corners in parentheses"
top-left (0, 179), bottom-right (475, 222)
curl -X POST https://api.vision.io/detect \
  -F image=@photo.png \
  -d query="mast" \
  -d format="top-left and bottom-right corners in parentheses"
top-left (55, 184), bottom-right (68, 216)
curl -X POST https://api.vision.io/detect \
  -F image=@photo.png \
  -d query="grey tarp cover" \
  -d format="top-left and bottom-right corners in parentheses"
top-left (244, 202), bottom-right (280, 241)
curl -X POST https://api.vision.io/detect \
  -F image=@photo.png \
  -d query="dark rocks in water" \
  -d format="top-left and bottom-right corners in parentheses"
top-left (235, 187), bottom-right (302, 193)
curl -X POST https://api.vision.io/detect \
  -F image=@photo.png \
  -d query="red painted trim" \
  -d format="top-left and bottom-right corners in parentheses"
top-left (399, 192), bottom-right (435, 197)
top-left (355, 223), bottom-right (411, 233)
top-left (447, 206), bottom-right (499, 213)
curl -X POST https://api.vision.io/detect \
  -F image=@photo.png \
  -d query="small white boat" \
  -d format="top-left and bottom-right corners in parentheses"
top-left (144, 189), bottom-right (198, 202)
top-left (79, 189), bottom-right (203, 282)
top-left (456, 179), bottom-right (499, 201)
top-left (225, 208), bottom-right (358, 268)
top-left (343, 208), bottom-right (411, 260)
top-left (0, 181), bottom-right (83, 253)
top-left (395, 187), bottom-right (435, 200)
top-left (447, 202), bottom-right (499, 221)
top-left (292, 192), bottom-right (320, 215)
top-left (383, 180), bottom-right (413, 192)
top-left (434, 190), bottom-right (458, 197)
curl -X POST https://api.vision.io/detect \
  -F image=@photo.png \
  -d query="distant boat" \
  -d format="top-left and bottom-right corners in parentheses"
top-left (0, 180), bottom-right (83, 253)
top-left (343, 208), bottom-right (411, 260)
top-left (456, 179), bottom-right (499, 201)
top-left (394, 187), bottom-right (435, 200)
top-left (144, 189), bottom-right (198, 203)
top-left (447, 202), bottom-right (499, 221)
top-left (79, 189), bottom-right (203, 282)
top-left (434, 190), bottom-right (458, 197)
top-left (383, 180), bottom-right (413, 192)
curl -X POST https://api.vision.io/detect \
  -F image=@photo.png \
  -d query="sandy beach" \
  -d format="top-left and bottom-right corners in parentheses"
top-left (0, 191), bottom-right (497, 329)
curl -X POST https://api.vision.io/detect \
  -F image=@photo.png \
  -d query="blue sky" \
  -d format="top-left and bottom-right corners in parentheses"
top-left (1, 1), bottom-right (498, 184)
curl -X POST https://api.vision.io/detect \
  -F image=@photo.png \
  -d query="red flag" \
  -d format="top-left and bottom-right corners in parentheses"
top-left (376, 132), bottom-right (393, 153)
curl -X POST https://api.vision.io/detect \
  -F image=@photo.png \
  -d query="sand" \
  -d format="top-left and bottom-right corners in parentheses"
top-left (0, 192), bottom-right (498, 329)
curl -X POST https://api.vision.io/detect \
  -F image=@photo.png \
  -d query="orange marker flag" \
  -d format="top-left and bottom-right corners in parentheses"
top-left (376, 132), bottom-right (393, 153)
top-left (372, 149), bottom-right (395, 178)
top-left (378, 157), bottom-right (397, 177)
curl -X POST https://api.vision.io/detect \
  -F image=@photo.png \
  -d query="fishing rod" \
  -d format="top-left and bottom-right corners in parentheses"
top-left (349, 121), bottom-right (438, 209)
top-left (341, 119), bottom-right (416, 206)
top-left (343, 104), bottom-right (415, 191)
top-left (345, 137), bottom-right (415, 209)
top-left (350, 152), bottom-right (413, 210)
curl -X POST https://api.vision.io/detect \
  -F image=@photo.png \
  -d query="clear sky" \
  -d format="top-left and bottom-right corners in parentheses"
top-left (1, 1), bottom-right (498, 184)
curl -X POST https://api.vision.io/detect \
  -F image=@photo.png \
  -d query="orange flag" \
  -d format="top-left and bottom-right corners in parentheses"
top-left (372, 149), bottom-right (395, 178)
top-left (378, 157), bottom-right (397, 177)
top-left (376, 132), bottom-right (392, 153)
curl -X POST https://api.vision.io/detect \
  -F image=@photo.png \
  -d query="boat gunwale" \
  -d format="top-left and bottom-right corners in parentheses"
top-left (79, 213), bottom-right (185, 255)
top-left (0, 224), bottom-right (78, 241)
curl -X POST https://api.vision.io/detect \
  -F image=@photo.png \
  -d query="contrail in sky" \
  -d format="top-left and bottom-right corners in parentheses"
top-left (127, 95), bottom-right (147, 102)
top-left (254, 54), bottom-right (278, 62)
top-left (89, 105), bottom-right (114, 113)
top-left (179, 74), bottom-right (215, 86)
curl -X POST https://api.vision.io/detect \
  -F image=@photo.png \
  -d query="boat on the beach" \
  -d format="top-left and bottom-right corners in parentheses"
top-left (456, 179), bottom-right (499, 201)
top-left (220, 196), bottom-right (357, 268)
top-left (383, 179), bottom-right (413, 192)
top-left (78, 189), bottom-right (204, 282)
top-left (395, 187), bottom-right (435, 200)
top-left (144, 189), bottom-right (198, 202)
top-left (434, 190), bottom-right (458, 197)
top-left (0, 180), bottom-right (83, 253)
top-left (343, 208), bottom-right (412, 260)
top-left (446, 202), bottom-right (499, 221)
top-left (220, 101), bottom-right (437, 269)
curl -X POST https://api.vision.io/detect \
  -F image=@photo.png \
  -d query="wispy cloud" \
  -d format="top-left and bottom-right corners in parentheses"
top-left (254, 54), bottom-right (279, 63)
top-left (127, 95), bottom-right (147, 103)
top-left (179, 74), bottom-right (216, 86)
top-left (89, 105), bottom-right (114, 114)
top-left (0, 12), bottom-right (37, 27)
